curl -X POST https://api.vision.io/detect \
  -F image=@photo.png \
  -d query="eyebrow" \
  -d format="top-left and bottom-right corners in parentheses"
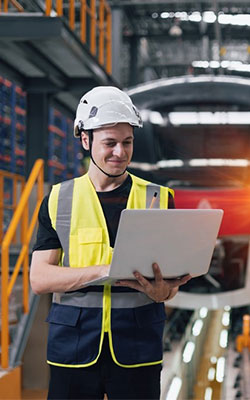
top-left (101, 136), bottom-right (134, 142)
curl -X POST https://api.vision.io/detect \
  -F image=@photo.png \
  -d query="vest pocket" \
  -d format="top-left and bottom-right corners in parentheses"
top-left (134, 302), bottom-right (166, 328)
top-left (46, 303), bottom-right (81, 364)
top-left (77, 227), bottom-right (103, 267)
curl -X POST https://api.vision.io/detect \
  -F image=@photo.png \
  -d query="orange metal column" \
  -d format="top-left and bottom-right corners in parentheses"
top-left (99, 0), bottom-right (105, 65)
top-left (90, 0), bottom-right (96, 55)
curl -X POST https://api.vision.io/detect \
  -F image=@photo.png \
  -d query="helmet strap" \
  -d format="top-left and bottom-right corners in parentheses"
top-left (88, 130), bottom-right (127, 178)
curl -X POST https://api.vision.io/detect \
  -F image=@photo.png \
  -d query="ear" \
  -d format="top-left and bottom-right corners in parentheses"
top-left (81, 131), bottom-right (90, 151)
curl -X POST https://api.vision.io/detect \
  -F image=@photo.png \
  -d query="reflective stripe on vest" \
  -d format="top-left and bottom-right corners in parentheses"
top-left (52, 291), bottom-right (154, 308)
top-left (56, 179), bottom-right (74, 266)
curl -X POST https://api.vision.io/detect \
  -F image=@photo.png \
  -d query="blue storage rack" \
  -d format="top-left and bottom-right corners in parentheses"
top-left (48, 107), bottom-right (83, 184)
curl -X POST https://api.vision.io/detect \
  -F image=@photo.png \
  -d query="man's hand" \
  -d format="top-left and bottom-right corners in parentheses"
top-left (115, 263), bottom-right (191, 303)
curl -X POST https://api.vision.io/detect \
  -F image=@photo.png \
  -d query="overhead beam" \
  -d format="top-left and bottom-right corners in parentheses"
top-left (0, 15), bottom-right (62, 40)
top-left (110, 0), bottom-right (250, 5)
top-left (0, 58), bottom-right (25, 86)
top-left (18, 42), bottom-right (67, 90)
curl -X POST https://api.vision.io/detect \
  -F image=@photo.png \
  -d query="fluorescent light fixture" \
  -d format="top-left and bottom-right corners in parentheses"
top-left (208, 367), bottom-right (216, 381)
top-left (210, 61), bottom-right (220, 69)
top-left (140, 109), bottom-right (150, 122)
top-left (175, 11), bottom-right (188, 21)
top-left (200, 307), bottom-right (208, 318)
top-left (192, 60), bottom-right (250, 73)
top-left (218, 13), bottom-right (250, 26)
top-left (183, 341), bottom-right (195, 363)
top-left (210, 356), bottom-right (217, 364)
top-left (192, 319), bottom-right (203, 336)
top-left (166, 376), bottom-right (182, 400)
top-left (222, 311), bottom-right (230, 327)
top-left (149, 111), bottom-right (165, 125)
top-left (189, 12), bottom-right (202, 22)
top-left (169, 111), bottom-right (250, 126)
top-left (219, 329), bottom-right (228, 348)
top-left (216, 357), bottom-right (225, 382)
top-left (157, 160), bottom-right (184, 168)
top-left (189, 159), bottom-right (250, 167)
top-left (129, 162), bottom-right (158, 172)
top-left (151, 11), bottom-right (250, 26)
top-left (203, 11), bottom-right (216, 23)
top-left (204, 387), bottom-right (213, 400)
top-left (161, 12), bottom-right (169, 19)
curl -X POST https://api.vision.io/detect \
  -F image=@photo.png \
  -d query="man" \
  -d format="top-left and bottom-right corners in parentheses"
top-left (30, 86), bottom-right (191, 400)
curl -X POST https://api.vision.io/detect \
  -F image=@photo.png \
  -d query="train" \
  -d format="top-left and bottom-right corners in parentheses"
top-left (127, 75), bottom-right (250, 309)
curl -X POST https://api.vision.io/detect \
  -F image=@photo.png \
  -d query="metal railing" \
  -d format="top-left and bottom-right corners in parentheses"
top-left (1, 159), bottom-right (44, 369)
top-left (0, 0), bottom-right (112, 75)
top-left (0, 170), bottom-right (25, 244)
top-left (0, 0), bottom-right (24, 12)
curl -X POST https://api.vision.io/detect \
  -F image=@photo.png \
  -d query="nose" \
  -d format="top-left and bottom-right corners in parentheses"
top-left (113, 143), bottom-right (125, 157)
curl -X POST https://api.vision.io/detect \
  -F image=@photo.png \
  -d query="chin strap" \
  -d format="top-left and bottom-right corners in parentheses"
top-left (88, 130), bottom-right (127, 178)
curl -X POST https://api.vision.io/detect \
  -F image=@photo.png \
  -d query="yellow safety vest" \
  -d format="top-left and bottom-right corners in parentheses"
top-left (46, 173), bottom-right (173, 368)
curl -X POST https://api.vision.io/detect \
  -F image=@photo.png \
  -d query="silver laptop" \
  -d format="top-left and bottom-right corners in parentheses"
top-left (87, 209), bottom-right (224, 285)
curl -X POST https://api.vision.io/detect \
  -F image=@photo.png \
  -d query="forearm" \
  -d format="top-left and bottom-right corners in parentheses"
top-left (30, 250), bottom-right (109, 294)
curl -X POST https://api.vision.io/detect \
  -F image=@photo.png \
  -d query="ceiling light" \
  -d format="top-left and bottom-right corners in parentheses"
top-left (210, 61), bottom-right (220, 68)
top-left (192, 319), bottom-right (204, 336)
top-left (208, 367), bottom-right (216, 381)
top-left (203, 11), bottom-right (216, 23)
top-left (165, 377), bottom-right (182, 400)
top-left (183, 341), bottom-right (195, 363)
top-left (218, 13), bottom-right (250, 26)
top-left (175, 11), bottom-right (188, 21)
top-left (222, 311), bottom-right (230, 327)
top-left (200, 307), bottom-right (208, 318)
top-left (157, 160), bottom-right (184, 168)
top-left (189, 12), bottom-right (202, 22)
top-left (169, 111), bottom-right (250, 125)
top-left (149, 111), bottom-right (165, 125)
top-left (161, 12), bottom-right (169, 19)
top-left (216, 357), bottom-right (225, 382)
top-left (204, 387), bottom-right (213, 400)
top-left (219, 329), bottom-right (228, 348)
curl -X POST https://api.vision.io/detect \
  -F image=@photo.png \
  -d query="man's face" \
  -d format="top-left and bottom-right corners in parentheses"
top-left (82, 123), bottom-right (134, 176)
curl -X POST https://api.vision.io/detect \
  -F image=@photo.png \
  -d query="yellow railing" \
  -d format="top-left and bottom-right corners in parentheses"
top-left (0, 170), bottom-right (25, 244)
top-left (1, 0), bottom-right (24, 12)
top-left (1, 159), bottom-right (44, 369)
top-left (0, 0), bottom-right (112, 75)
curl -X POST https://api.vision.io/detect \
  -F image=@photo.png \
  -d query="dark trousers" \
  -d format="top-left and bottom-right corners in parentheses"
top-left (48, 334), bottom-right (162, 400)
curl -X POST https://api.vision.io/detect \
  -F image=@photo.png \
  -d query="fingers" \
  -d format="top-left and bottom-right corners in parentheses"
top-left (114, 279), bottom-right (144, 292)
top-left (134, 271), bottom-right (152, 288)
top-left (115, 271), bottom-right (152, 292)
top-left (152, 263), bottom-right (163, 282)
top-left (165, 287), bottom-right (178, 301)
top-left (165, 274), bottom-right (191, 288)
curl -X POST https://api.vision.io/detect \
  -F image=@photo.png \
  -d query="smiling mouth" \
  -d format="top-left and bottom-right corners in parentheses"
top-left (108, 159), bottom-right (127, 163)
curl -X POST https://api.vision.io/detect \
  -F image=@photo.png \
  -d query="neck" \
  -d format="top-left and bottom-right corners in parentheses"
top-left (87, 163), bottom-right (128, 192)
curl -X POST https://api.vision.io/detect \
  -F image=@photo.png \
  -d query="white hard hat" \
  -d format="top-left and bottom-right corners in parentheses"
top-left (74, 86), bottom-right (143, 137)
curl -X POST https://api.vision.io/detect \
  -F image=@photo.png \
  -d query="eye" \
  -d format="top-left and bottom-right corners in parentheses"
top-left (105, 142), bottom-right (116, 147)
top-left (123, 141), bottom-right (133, 146)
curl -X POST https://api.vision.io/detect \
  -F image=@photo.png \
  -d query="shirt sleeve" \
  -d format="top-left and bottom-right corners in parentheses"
top-left (32, 194), bottom-right (62, 252)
